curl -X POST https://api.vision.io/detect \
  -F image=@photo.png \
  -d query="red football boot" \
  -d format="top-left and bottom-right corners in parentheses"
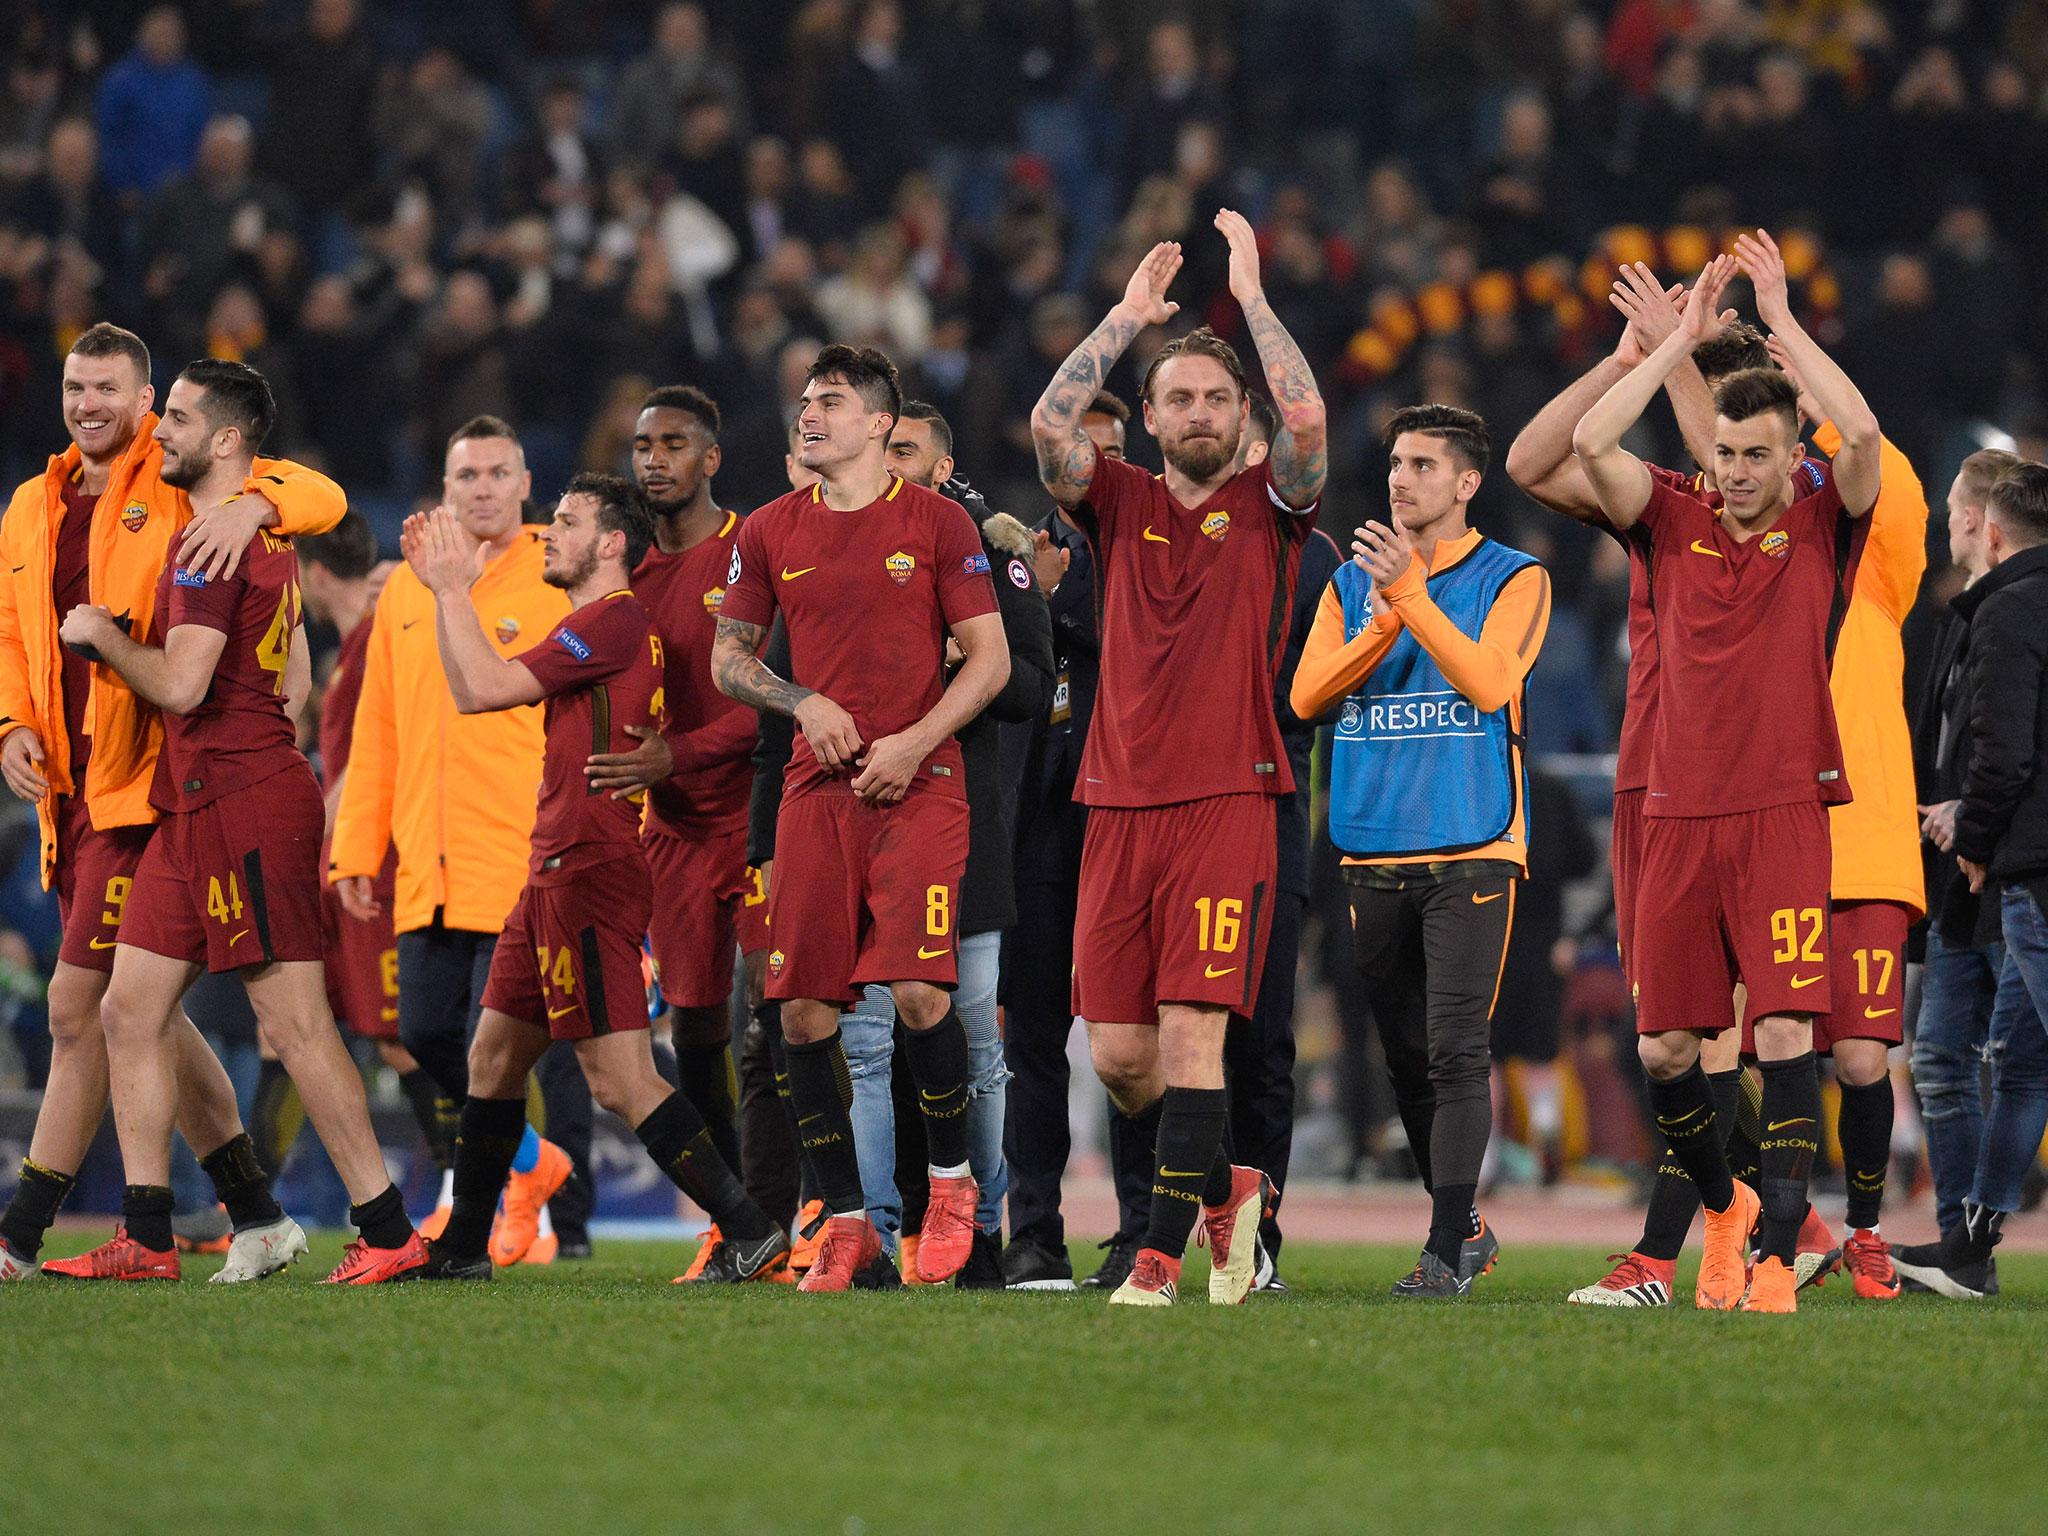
top-left (797, 1214), bottom-right (883, 1293)
top-left (915, 1174), bottom-right (979, 1283)
top-left (323, 1231), bottom-right (429, 1285)
top-left (42, 1228), bottom-right (180, 1281)
top-left (1842, 1227), bottom-right (1901, 1299)
top-left (1198, 1165), bottom-right (1273, 1305)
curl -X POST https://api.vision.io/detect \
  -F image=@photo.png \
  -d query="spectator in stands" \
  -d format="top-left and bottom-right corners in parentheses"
top-left (255, 0), bottom-right (377, 219)
top-left (610, 2), bottom-right (747, 173)
top-left (140, 115), bottom-right (296, 325)
top-left (93, 5), bottom-right (209, 206)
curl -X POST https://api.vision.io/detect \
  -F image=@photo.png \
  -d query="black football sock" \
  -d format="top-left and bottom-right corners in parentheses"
top-left (122, 1184), bottom-right (176, 1253)
top-left (1726, 1065), bottom-right (1763, 1192)
top-left (249, 1057), bottom-right (298, 1176)
top-left (0, 1158), bottom-right (76, 1261)
top-left (198, 1132), bottom-right (286, 1232)
top-left (398, 1068), bottom-right (453, 1171)
top-left (1427, 1181), bottom-right (1479, 1271)
top-left (1141, 1087), bottom-right (1227, 1261)
top-left (349, 1183), bottom-right (414, 1250)
top-left (783, 1030), bottom-right (865, 1217)
top-left (765, 1018), bottom-right (821, 1206)
top-left (1111, 1095), bottom-right (1163, 1236)
top-left (1646, 1064), bottom-right (1735, 1214)
top-left (675, 1039), bottom-right (743, 1174)
top-left (1756, 1052), bottom-right (1821, 1263)
top-left (1838, 1076), bottom-right (1893, 1230)
top-left (444, 1096), bottom-right (527, 1259)
top-left (1635, 1155), bottom-right (1698, 1262)
top-left (1202, 1134), bottom-right (1236, 1208)
top-left (636, 1091), bottom-right (774, 1241)
top-left (902, 1005), bottom-right (971, 1169)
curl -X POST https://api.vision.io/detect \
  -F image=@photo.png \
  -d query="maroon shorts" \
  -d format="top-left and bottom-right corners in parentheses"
top-left (482, 853), bottom-right (654, 1041)
top-left (1072, 793), bottom-right (1277, 1024)
top-left (52, 792), bottom-right (153, 973)
top-left (120, 771), bottom-right (326, 973)
top-left (764, 788), bottom-right (968, 1005)
top-left (1633, 801), bottom-right (1834, 1036)
top-left (1741, 898), bottom-right (1910, 1055)
top-left (735, 864), bottom-right (772, 956)
top-left (642, 825), bottom-right (749, 1009)
top-left (1611, 786), bottom-right (1647, 986)
top-left (322, 846), bottom-right (399, 1039)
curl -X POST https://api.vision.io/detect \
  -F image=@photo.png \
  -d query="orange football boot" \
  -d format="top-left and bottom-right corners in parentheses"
top-left (797, 1214), bottom-right (882, 1293)
top-left (1741, 1254), bottom-right (1798, 1312)
top-left (916, 1174), bottom-right (979, 1283)
top-left (1842, 1227), bottom-right (1901, 1299)
top-left (41, 1228), bottom-right (180, 1281)
top-left (1695, 1179), bottom-right (1761, 1310)
top-left (324, 1231), bottom-right (429, 1284)
top-left (488, 1138), bottom-right (572, 1267)
top-left (788, 1199), bottom-right (827, 1275)
top-left (674, 1225), bottom-right (722, 1283)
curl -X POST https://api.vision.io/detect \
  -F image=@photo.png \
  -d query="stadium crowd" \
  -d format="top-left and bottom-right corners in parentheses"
top-left (3, 0), bottom-right (2048, 1302)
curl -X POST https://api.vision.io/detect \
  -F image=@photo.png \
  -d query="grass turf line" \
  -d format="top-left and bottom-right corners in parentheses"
top-left (7, 1235), bottom-right (2044, 1535)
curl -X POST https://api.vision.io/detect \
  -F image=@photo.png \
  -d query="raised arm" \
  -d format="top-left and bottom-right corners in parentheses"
top-left (1737, 229), bottom-right (1879, 516)
top-left (1030, 241), bottom-right (1181, 508)
top-left (1572, 257), bottom-right (1737, 528)
top-left (1215, 209), bottom-right (1327, 509)
top-left (400, 508), bottom-right (543, 714)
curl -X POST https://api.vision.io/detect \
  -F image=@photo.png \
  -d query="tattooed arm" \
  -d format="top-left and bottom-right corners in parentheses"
top-left (712, 615), bottom-right (865, 773)
top-left (1030, 241), bottom-right (1183, 508)
top-left (1215, 209), bottom-right (1327, 511)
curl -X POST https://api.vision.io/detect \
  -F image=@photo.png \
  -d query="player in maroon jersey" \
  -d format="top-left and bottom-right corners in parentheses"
top-left (1572, 235), bottom-right (1882, 1313)
top-left (399, 474), bottom-right (788, 1283)
top-left (1028, 213), bottom-right (1326, 1306)
top-left (51, 360), bottom-right (424, 1285)
top-left (712, 344), bottom-right (1010, 1291)
top-left (593, 385), bottom-right (764, 1280)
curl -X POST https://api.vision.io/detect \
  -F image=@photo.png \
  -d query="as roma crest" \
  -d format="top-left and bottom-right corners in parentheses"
top-left (885, 551), bottom-right (916, 585)
top-left (1200, 510), bottom-right (1231, 542)
top-left (121, 501), bottom-right (148, 533)
top-left (495, 616), bottom-right (522, 645)
top-left (702, 586), bottom-right (726, 613)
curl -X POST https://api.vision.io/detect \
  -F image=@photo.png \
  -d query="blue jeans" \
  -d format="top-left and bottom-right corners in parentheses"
top-left (1911, 928), bottom-right (2004, 1235)
top-left (843, 930), bottom-right (1010, 1249)
top-left (1969, 887), bottom-right (2048, 1213)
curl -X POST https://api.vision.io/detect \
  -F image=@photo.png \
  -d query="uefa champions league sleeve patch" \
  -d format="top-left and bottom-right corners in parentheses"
top-left (174, 567), bottom-right (208, 587)
top-left (555, 628), bottom-right (592, 660)
top-left (962, 551), bottom-right (991, 575)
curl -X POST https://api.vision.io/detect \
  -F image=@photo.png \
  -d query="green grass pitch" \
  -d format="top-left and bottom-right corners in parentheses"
top-left (8, 1234), bottom-right (2045, 1534)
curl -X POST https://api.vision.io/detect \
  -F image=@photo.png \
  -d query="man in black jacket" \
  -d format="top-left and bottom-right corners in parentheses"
top-left (1897, 460), bottom-right (2048, 1299)
top-left (1906, 448), bottom-right (2018, 1248)
top-left (798, 403), bottom-right (1055, 1284)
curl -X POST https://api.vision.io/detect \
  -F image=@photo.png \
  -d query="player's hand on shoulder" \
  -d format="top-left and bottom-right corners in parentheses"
top-left (586, 723), bottom-right (671, 798)
top-left (793, 693), bottom-right (862, 773)
top-left (850, 730), bottom-right (924, 805)
top-left (177, 493), bottom-right (269, 581)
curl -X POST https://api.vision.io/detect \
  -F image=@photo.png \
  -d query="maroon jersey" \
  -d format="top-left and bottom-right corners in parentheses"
top-left (1639, 474), bottom-right (1865, 819)
top-left (634, 510), bottom-right (755, 839)
top-left (55, 478), bottom-right (96, 777)
top-left (1608, 458), bottom-right (1833, 794)
top-left (512, 589), bottom-right (664, 883)
top-left (721, 475), bottom-right (998, 801)
top-left (318, 613), bottom-right (373, 793)
top-left (1070, 453), bottom-right (1312, 808)
top-left (148, 528), bottom-right (311, 814)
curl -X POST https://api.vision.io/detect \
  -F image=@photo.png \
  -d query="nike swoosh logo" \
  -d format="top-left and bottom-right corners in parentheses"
top-left (1158, 1168), bottom-right (1206, 1179)
top-left (1689, 539), bottom-right (1724, 559)
top-left (89, 937), bottom-right (117, 950)
top-left (917, 945), bottom-right (949, 959)
top-left (919, 1089), bottom-right (952, 1102)
top-left (1863, 1007), bottom-right (1897, 1020)
top-left (1204, 964), bottom-right (1237, 979)
top-left (1789, 974), bottom-right (1823, 989)
top-left (1766, 1118), bottom-right (1815, 1132)
top-left (781, 566), bottom-right (818, 581)
top-left (1142, 526), bottom-right (1170, 544)
top-left (1472, 891), bottom-right (1503, 904)
top-left (229, 929), bottom-right (249, 946)
top-left (547, 1004), bottom-right (577, 1020)
top-left (402, 618), bottom-right (419, 629)
top-left (797, 1114), bottom-right (822, 1127)
top-left (8, 564), bottom-right (23, 574)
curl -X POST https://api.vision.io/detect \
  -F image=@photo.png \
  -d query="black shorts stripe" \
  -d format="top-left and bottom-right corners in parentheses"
top-left (588, 685), bottom-right (611, 796)
top-left (1241, 879), bottom-right (1266, 1012)
top-left (578, 924), bottom-right (609, 1036)
top-left (241, 848), bottom-right (275, 963)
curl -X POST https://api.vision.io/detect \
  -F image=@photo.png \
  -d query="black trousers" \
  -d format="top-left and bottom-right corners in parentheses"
top-left (1345, 866), bottom-right (1515, 1196)
top-left (397, 916), bottom-right (595, 1242)
top-left (1224, 889), bottom-right (1305, 1259)
top-left (737, 1003), bottom-right (799, 1230)
top-left (1001, 797), bottom-right (1089, 1250)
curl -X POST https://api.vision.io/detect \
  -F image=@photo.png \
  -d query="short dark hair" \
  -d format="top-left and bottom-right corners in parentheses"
top-left (898, 399), bottom-right (953, 459)
top-left (1245, 391), bottom-right (1279, 447)
top-left (69, 321), bottom-right (151, 383)
top-left (1988, 461), bottom-right (2048, 548)
top-left (1692, 322), bottom-right (1771, 384)
top-left (640, 384), bottom-right (720, 439)
top-left (1712, 367), bottom-right (1800, 435)
top-left (1140, 326), bottom-right (1248, 406)
top-left (805, 344), bottom-right (901, 429)
top-left (448, 414), bottom-right (520, 454)
top-left (177, 357), bottom-right (276, 449)
top-left (562, 471), bottom-right (653, 569)
top-left (1957, 448), bottom-right (2024, 509)
top-left (298, 510), bottom-right (379, 579)
top-left (1084, 389), bottom-right (1131, 424)
top-left (1383, 403), bottom-right (1491, 474)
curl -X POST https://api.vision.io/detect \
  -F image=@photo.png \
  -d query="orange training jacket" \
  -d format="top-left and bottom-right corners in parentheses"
top-left (328, 529), bottom-right (570, 936)
top-left (0, 416), bottom-right (345, 888)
